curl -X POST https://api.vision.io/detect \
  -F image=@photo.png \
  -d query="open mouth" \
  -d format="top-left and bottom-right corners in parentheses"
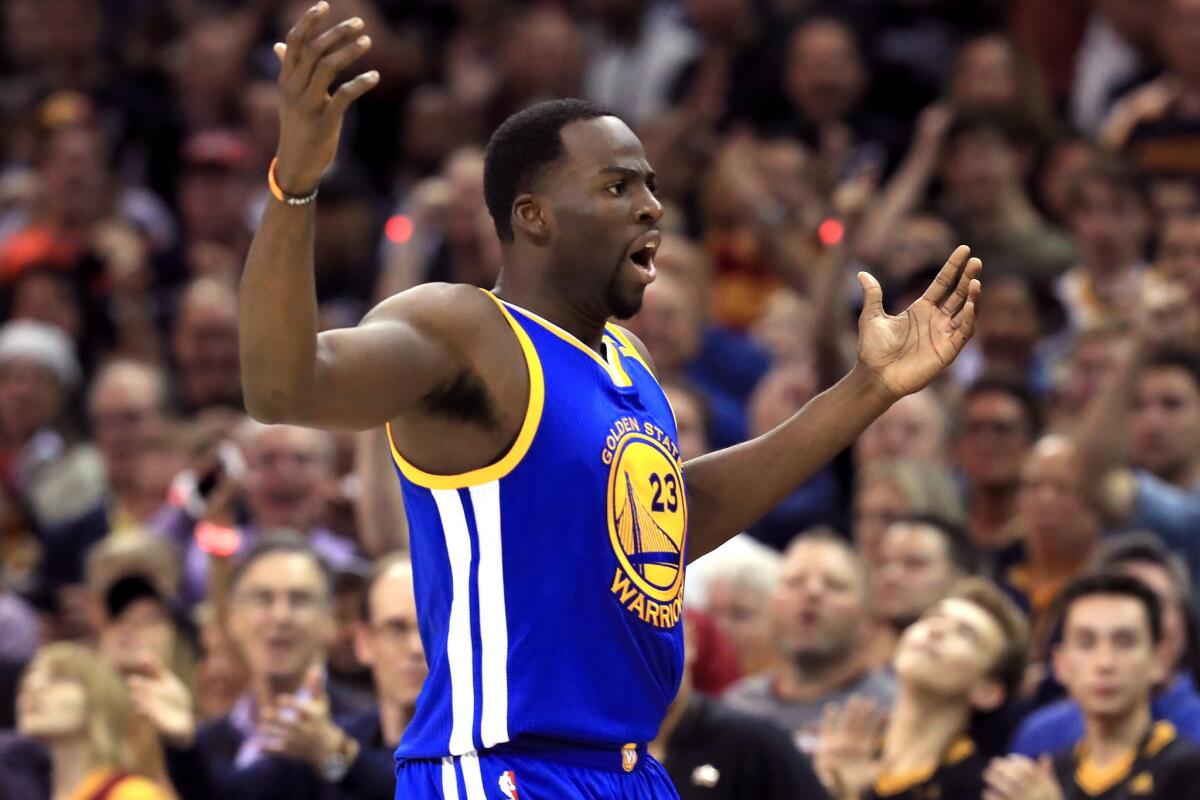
top-left (627, 231), bottom-right (660, 281)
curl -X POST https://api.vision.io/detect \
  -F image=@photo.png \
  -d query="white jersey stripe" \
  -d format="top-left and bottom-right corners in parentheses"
top-left (440, 756), bottom-right (459, 800)
top-left (460, 752), bottom-right (488, 800)
top-left (471, 480), bottom-right (510, 747)
top-left (433, 489), bottom-right (476, 756)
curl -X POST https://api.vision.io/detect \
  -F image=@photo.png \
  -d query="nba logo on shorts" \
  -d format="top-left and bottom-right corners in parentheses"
top-left (621, 743), bottom-right (639, 772)
top-left (498, 771), bottom-right (519, 799)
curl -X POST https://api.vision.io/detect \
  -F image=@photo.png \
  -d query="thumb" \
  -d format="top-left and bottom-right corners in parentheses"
top-left (858, 271), bottom-right (885, 321)
top-left (303, 663), bottom-right (325, 700)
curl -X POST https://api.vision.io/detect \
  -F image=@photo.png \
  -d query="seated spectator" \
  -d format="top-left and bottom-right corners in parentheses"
top-left (872, 514), bottom-right (981, 634)
top-left (17, 641), bottom-right (172, 799)
top-left (0, 320), bottom-right (105, 592)
top-left (986, 574), bottom-right (1200, 800)
top-left (852, 459), bottom-right (964, 569)
top-left (1054, 159), bottom-right (1150, 332)
top-left (1073, 334), bottom-right (1200, 588)
top-left (853, 389), bottom-right (947, 469)
top-left (949, 275), bottom-right (1052, 395)
top-left (169, 278), bottom-right (242, 416)
top-left (816, 579), bottom-right (1028, 800)
top-left (153, 419), bottom-right (364, 607)
top-left (1102, 0), bottom-right (1200, 183)
top-left (936, 111), bottom-right (1076, 282)
top-left (723, 532), bottom-right (897, 755)
top-left (954, 377), bottom-right (1041, 561)
top-left (134, 534), bottom-right (368, 799)
top-left (653, 614), bottom-right (826, 799)
top-left (689, 535), bottom-right (782, 677)
top-left (1011, 533), bottom-right (1200, 754)
top-left (87, 360), bottom-right (172, 537)
top-left (1001, 436), bottom-right (1104, 638)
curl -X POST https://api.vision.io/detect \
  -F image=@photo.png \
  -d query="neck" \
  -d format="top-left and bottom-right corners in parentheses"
top-left (1027, 538), bottom-right (1092, 575)
top-left (649, 680), bottom-right (693, 762)
top-left (379, 698), bottom-right (415, 749)
top-left (968, 484), bottom-right (1019, 548)
top-left (1082, 704), bottom-right (1152, 767)
top-left (776, 645), bottom-right (863, 701)
top-left (882, 687), bottom-right (971, 774)
top-left (493, 272), bottom-right (609, 352)
top-left (49, 738), bottom-right (99, 800)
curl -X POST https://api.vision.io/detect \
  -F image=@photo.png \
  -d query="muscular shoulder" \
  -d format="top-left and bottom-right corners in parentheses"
top-left (365, 282), bottom-right (500, 339)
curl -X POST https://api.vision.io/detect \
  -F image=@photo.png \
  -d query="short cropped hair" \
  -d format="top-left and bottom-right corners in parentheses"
top-left (1055, 572), bottom-right (1164, 645)
top-left (483, 99), bottom-right (613, 241)
top-left (888, 513), bottom-right (982, 576)
top-left (228, 532), bottom-right (333, 604)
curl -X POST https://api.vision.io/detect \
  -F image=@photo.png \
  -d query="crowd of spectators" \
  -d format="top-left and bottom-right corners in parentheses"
top-left (3, 0), bottom-right (1200, 798)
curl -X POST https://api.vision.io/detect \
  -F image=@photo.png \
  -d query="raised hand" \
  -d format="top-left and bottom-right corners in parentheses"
top-left (272, 1), bottom-right (380, 195)
top-left (814, 697), bottom-right (886, 800)
top-left (856, 244), bottom-right (982, 399)
top-left (127, 654), bottom-right (197, 748)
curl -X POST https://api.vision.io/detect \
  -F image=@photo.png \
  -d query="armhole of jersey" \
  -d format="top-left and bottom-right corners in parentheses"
top-left (384, 289), bottom-right (545, 489)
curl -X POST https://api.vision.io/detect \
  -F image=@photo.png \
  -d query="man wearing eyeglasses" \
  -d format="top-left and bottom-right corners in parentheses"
top-left (137, 534), bottom-right (376, 799)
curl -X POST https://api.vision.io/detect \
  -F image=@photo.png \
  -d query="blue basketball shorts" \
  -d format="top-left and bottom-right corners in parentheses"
top-left (395, 743), bottom-right (680, 799)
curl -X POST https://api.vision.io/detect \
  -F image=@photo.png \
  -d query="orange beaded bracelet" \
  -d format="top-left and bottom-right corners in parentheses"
top-left (268, 157), bottom-right (319, 206)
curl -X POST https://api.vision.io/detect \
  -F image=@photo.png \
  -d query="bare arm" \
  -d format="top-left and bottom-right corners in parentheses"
top-left (354, 427), bottom-right (409, 556)
top-left (685, 247), bottom-right (981, 562)
top-left (239, 3), bottom-right (465, 430)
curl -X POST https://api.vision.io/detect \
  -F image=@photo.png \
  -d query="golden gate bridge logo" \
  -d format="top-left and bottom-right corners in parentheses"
top-left (616, 472), bottom-right (682, 591)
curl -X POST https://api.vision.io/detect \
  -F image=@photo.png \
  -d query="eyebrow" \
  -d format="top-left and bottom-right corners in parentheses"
top-left (599, 166), bottom-right (656, 182)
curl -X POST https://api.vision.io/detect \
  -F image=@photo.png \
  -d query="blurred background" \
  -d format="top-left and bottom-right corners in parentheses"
top-left (2, 0), bottom-right (1200, 798)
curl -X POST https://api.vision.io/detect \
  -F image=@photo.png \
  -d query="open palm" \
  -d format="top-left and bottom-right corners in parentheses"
top-left (857, 245), bottom-right (981, 399)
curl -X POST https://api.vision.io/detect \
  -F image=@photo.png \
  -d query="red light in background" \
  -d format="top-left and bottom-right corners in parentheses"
top-left (386, 214), bottom-right (414, 244)
top-left (818, 218), bottom-right (845, 247)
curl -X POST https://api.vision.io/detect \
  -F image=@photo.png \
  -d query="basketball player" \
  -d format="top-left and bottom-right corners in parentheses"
top-left (240, 4), bottom-right (982, 797)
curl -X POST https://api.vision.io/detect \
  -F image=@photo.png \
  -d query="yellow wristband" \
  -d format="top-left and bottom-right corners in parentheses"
top-left (268, 158), bottom-right (319, 206)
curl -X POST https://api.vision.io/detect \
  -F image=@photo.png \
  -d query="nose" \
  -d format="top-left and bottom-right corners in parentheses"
top-left (636, 188), bottom-right (663, 225)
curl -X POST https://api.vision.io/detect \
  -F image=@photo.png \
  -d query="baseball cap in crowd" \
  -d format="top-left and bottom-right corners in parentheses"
top-left (183, 129), bottom-right (253, 173)
top-left (0, 320), bottom-right (81, 389)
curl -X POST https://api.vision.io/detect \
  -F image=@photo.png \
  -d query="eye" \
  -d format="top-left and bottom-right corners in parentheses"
top-left (605, 182), bottom-right (626, 197)
top-left (647, 178), bottom-right (658, 195)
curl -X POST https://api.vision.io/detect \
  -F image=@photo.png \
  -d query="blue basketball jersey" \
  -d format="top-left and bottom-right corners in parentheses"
top-left (387, 290), bottom-right (688, 761)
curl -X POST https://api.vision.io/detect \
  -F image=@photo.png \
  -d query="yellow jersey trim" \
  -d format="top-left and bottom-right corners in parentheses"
top-left (605, 323), bottom-right (652, 374)
top-left (873, 737), bottom-right (975, 797)
top-left (1076, 750), bottom-right (1137, 796)
top-left (504, 302), bottom-right (609, 368)
top-left (384, 290), bottom-right (545, 490)
top-left (1144, 721), bottom-right (1176, 757)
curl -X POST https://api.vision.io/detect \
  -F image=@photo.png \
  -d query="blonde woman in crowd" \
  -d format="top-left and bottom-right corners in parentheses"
top-left (16, 642), bottom-right (173, 800)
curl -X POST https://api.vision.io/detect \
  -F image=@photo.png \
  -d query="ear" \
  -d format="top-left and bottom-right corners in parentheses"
top-left (353, 621), bottom-right (374, 667)
top-left (967, 678), bottom-right (1005, 713)
top-left (1152, 638), bottom-right (1172, 685)
top-left (512, 194), bottom-right (551, 242)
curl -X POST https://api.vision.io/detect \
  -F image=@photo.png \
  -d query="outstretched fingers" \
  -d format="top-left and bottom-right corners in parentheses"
top-left (948, 285), bottom-right (979, 347)
top-left (921, 244), bottom-right (971, 307)
top-left (940, 257), bottom-right (982, 316)
top-left (282, 2), bottom-right (330, 76)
